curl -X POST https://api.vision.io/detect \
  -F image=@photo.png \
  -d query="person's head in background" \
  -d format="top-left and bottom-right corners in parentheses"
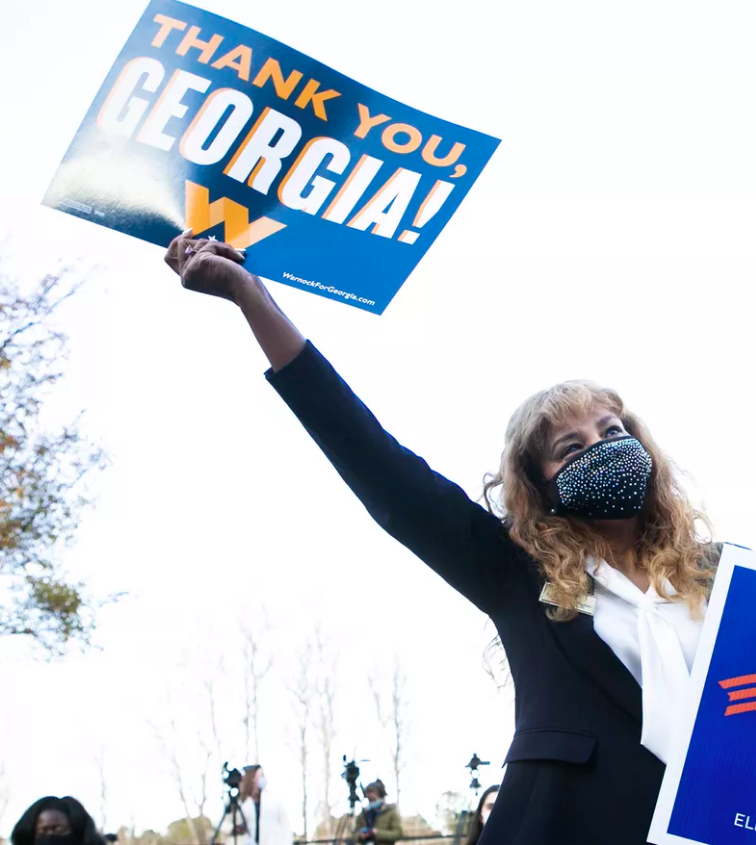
top-left (465, 786), bottom-right (499, 845)
top-left (363, 781), bottom-right (387, 809)
top-left (240, 765), bottom-right (267, 802)
top-left (103, 835), bottom-right (118, 845)
top-left (11, 797), bottom-right (103, 845)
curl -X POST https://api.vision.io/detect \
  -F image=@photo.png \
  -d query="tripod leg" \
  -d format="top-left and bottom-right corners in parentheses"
top-left (453, 809), bottom-right (469, 845)
top-left (334, 807), bottom-right (355, 845)
top-left (235, 800), bottom-right (249, 842)
top-left (211, 803), bottom-right (231, 845)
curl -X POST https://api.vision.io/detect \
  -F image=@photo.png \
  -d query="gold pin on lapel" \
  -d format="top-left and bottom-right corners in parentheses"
top-left (539, 582), bottom-right (597, 616)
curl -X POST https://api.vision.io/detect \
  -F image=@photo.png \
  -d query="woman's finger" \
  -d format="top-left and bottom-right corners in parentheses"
top-left (182, 240), bottom-right (246, 273)
top-left (204, 241), bottom-right (246, 264)
top-left (177, 236), bottom-right (209, 275)
top-left (164, 229), bottom-right (194, 273)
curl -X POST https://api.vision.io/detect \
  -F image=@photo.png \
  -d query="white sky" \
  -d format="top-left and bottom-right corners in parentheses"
top-left (1, 0), bottom-right (755, 838)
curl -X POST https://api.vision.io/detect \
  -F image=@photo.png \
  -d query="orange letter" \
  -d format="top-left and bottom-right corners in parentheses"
top-left (294, 79), bottom-right (341, 121)
top-left (252, 58), bottom-right (303, 101)
top-left (354, 103), bottom-right (391, 139)
top-left (422, 135), bottom-right (465, 167)
top-left (211, 45), bottom-right (252, 81)
top-left (151, 14), bottom-right (187, 48)
top-left (382, 123), bottom-right (422, 154)
top-left (176, 26), bottom-right (224, 64)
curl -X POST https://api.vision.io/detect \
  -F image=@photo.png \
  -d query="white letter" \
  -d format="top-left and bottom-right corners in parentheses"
top-left (224, 108), bottom-right (302, 194)
top-left (322, 155), bottom-right (383, 224)
top-left (279, 137), bottom-right (350, 214)
top-left (96, 57), bottom-right (165, 138)
top-left (347, 168), bottom-right (421, 239)
top-left (137, 69), bottom-right (211, 152)
top-left (735, 814), bottom-right (745, 828)
top-left (179, 88), bottom-right (253, 165)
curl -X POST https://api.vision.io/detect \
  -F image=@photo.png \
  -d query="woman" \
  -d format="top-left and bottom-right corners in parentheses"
top-left (11, 797), bottom-right (104, 845)
top-left (352, 780), bottom-right (402, 843)
top-left (236, 765), bottom-right (292, 845)
top-left (164, 235), bottom-right (725, 844)
top-left (465, 786), bottom-right (499, 845)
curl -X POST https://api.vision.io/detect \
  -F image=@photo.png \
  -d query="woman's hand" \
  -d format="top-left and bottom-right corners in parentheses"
top-left (164, 229), bottom-right (306, 371)
top-left (164, 230), bottom-right (260, 305)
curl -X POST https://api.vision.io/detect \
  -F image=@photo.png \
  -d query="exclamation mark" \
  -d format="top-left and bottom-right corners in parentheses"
top-left (398, 181), bottom-right (455, 244)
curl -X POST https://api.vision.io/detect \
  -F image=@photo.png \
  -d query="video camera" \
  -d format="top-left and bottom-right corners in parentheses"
top-left (223, 762), bottom-right (244, 791)
top-left (466, 752), bottom-right (490, 794)
top-left (341, 756), bottom-right (362, 808)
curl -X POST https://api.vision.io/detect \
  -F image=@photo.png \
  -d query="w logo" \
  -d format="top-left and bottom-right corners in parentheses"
top-left (718, 673), bottom-right (756, 716)
top-left (185, 181), bottom-right (286, 248)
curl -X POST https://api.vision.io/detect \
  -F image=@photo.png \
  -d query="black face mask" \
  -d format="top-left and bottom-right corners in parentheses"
top-left (547, 436), bottom-right (653, 520)
top-left (36, 835), bottom-right (75, 845)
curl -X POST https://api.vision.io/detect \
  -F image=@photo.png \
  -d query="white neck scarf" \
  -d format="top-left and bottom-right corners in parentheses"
top-left (587, 559), bottom-right (702, 763)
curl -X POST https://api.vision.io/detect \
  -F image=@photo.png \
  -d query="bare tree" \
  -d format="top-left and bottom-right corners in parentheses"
top-left (314, 629), bottom-right (338, 835)
top-left (288, 643), bottom-right (315, 840)
top-left (239, 613), bottom-right (274, 763)
top-left (204, 665), bottom-right (226, 807)
top-left (369, 658), bottom-right (409, 809)
top-left (151, 714), bottom-right (212, 845)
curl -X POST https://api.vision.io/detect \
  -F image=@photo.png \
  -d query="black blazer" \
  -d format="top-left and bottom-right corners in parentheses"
top-left (268, 342), bottom-right (667, 845)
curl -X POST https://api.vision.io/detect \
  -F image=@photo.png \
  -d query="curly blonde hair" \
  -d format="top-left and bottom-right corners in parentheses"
top-left (483, 380), bottom-right (718, 620)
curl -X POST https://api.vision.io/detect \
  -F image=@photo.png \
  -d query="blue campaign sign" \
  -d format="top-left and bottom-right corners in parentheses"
top-left (43, 0), bottom-right (500, 314)
top-left (667, 564), bottom-right (756, 844)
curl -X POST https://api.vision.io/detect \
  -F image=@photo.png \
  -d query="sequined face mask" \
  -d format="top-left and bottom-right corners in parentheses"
top-left (547, 436), bottom-right (653, 520)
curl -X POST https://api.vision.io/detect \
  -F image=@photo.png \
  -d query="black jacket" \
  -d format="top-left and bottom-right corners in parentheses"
top-left (267, 342), bottom-right (666, 845)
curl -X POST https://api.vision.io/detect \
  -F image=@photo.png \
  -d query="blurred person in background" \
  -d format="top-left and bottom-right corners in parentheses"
top-left (465, 786), bottom-right (499, 845)
top-left (235, 764), bottom-right (292, 845)
top-left (352, 781), bottom-right (402, 844)
top-left (11, 797), bottom-right (104, 845)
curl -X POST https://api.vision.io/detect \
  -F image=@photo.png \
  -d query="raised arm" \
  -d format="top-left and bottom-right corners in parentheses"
top-left (164, 230), bottom-right (306, 371)
top-left (164, 235), bottom-right (522, 614)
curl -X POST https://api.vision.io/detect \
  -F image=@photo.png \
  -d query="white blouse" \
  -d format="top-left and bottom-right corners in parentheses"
top-left (585, 558), bottom-right (706, 764)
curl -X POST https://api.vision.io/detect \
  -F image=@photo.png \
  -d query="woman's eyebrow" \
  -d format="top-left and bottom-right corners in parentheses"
top-left (551, 430), bottom-right (579, 452)
top-left (598, 414), bottom-right (619, 426)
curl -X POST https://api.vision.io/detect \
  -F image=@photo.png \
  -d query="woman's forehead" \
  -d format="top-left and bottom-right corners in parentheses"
top-left (544, 405), bottom-right (620, 439)
top-left (37, 810), bottom-right (68, 825)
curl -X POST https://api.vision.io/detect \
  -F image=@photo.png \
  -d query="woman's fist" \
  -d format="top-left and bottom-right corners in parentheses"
top-left (164, 231), bottom-right (255, 303)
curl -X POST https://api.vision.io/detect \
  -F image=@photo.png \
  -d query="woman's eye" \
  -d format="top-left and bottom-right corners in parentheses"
top-left (562, 443), bottom-right (582, 457)
top-left (605, 425), bottom-right (623, 437)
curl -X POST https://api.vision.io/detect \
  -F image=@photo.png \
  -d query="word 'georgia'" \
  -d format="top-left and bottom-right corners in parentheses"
top-left (97, 57), bottom-right (456, 241)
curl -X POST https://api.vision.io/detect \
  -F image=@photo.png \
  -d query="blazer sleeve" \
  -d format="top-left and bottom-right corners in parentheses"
top-left (266, 342), bottom-right (522, 614)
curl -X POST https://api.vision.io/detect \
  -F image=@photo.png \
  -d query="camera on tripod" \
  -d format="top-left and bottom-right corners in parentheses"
top-left (466, 753), bottom-right (490, 794)
top-left (341, 756), bottom-right (362, 808)
top-left (223, 762), bottom-right (244, 791)
top-left (210, 764), bottom-right (249, 845)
